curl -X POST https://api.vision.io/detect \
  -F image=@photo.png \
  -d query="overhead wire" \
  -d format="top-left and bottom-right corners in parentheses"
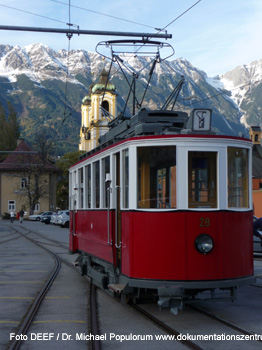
top-left (1, 0), bottom-right (239, 137)
top-left (50, 0), bottom-right (158, 30)
top-left (161, 0), bottom-right (202, 31)
top-left (0, 2), bottom-right (79, 28)
top-left (96, 0), bottom-right (202, 111)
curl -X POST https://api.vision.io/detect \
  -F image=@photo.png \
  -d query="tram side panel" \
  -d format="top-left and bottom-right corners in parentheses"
top-left (121, 211), bottom-right (187, 280)
top-left (70, 210), bottom-right (115, 264)
top-left (220, 210), bottom-right (253, 278)
top-left (121, 210), bottom-right (253, 281)
top-left (186, 210), bottom-right (253, 280)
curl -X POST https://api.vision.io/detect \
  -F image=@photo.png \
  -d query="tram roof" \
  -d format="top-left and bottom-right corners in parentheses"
top-left (72, 133), bottom-right (252, 170)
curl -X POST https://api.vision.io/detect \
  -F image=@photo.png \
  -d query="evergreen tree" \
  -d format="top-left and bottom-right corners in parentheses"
top-left (56, 150), bottom-right (84, 209)
top-left (0, 102), bottom-right (20, 160)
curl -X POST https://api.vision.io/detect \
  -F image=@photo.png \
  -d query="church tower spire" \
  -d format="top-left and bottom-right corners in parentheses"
top-left (79, 69), bottom-right (117, 152)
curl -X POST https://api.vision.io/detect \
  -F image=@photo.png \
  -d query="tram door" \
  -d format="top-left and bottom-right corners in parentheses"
top-left (114, 152), bottom-right (122, 269)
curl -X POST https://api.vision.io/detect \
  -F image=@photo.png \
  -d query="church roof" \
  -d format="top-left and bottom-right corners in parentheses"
top-left (82, 95), bottom-right (91, 105)
top-left (92, 69), bottom-right (116, 94)
top-left (250, 126), bottom-right (261, 132)
top-left (0, 140), bottom-right (57, 171)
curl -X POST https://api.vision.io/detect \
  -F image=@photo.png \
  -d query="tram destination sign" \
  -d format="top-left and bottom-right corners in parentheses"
top-left (192, 109), bottom-right (212, 132)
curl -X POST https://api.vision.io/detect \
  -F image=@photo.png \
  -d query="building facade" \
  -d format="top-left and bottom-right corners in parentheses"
top-left (250, 126), bottom-right (262, 217)
top-left (0, 139), bottom-right (58, 218)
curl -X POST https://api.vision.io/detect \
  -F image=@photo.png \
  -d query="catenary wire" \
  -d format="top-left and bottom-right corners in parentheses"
top-left (95, 0), bottom-right (202, 104)
top-left (0, 2), bottom-right (79, 28)
top-left (50, 0), bottom-right (158, 30)
top-left (161, 0), bottom-right (202, 30)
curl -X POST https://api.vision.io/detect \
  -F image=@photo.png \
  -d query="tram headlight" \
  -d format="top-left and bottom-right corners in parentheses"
top-left (195, 234), bottom-right (214, 254)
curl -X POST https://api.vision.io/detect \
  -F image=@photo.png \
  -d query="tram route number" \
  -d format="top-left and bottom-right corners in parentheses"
top-left (199, 217), bottom-right (210, 227)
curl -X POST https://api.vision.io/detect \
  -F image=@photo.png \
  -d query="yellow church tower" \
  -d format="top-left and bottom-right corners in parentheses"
top-left (79, 69), bottom-right (117, 152)
top-left (249, 126), bottom-right (262, 144)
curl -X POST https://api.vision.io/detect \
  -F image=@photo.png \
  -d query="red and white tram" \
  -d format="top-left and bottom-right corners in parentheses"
top-left (69, 108), bottom-right (255, 313)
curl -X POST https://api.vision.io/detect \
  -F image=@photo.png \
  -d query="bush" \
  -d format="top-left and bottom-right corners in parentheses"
top-left (2, 212), bottom-right (10, 219)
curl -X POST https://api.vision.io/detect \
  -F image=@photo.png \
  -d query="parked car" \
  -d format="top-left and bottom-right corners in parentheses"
top-left (253, 216), bottom-right (262, 252)
top-left (41, 212), bottom-right (54, 224)
top-left (50, 212), bottom-right (59, 225)
top-left (29, 211), bottom-right (53, 221)
top-left (56, 210), bottom-right (70, 228)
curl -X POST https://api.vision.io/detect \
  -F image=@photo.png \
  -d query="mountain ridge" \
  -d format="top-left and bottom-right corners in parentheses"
top-left (0, 43), bottom-right (261, 154)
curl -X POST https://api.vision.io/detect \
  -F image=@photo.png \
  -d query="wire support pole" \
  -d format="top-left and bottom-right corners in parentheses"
top-left (0, 25), bottom-right (172, 39)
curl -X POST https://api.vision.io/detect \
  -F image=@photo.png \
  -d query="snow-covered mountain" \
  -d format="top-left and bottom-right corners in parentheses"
top-left (207, 60), bottom-right (262, 128)
top-left (0, 43), bottom-right (260, 154)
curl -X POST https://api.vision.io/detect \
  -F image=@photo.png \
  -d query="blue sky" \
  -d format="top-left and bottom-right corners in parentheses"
top-left (0, 0), bottom-right (261, 76)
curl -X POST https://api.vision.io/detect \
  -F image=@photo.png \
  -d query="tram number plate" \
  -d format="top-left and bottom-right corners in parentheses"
top-left (200, 217), bottom-right (210, 227)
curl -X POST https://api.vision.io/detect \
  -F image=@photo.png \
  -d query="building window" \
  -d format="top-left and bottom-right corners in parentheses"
top-left (34, 203), bottom-right (40, 212)
top-left (137, 146), bottom-right (176, 209)
top-left (8, 200), bottom-right (15, 212)
top-left (20, 177), bottom-right (28, 189)
top-left (228, 147), bottom-right (249, 208)
top-left (188, 152), bottom-right (217, 208)
top-left (101, 100), bottom-right (109, 112)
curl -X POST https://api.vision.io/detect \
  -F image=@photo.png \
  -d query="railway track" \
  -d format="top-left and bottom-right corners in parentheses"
top-left (189, 305), bottom-right (262, 343)
top-left (0, 224), bottom-right (96, 350)
top-left (2, 222), bottom-right (261, 350)
top-left (8, 243), bottom-right (61, 350)
top-left (129, 293), bottom-right (262, 350)
top-left (130, 302), bottom-right (204, 350)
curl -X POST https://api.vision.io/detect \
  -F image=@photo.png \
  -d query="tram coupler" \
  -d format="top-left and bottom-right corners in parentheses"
top-left (157, 286), bottom-right (184, 314)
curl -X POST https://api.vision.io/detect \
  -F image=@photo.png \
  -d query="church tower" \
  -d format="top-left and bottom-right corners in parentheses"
top-left (79, 69), bottom-right (117, 152)
top-left (249, 126), bottom-right (262, 144)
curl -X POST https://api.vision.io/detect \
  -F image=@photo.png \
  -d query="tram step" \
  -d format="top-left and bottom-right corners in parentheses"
top-left (108, 284), bottom-right (126, 294)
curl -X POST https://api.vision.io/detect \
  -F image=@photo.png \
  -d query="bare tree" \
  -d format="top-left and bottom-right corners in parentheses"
top-left (2, 132), bottom-right (58, 215)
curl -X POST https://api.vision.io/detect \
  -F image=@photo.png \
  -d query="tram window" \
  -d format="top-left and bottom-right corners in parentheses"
top-left (79, 168), bottom-right (84, 209)
top-left (188, 152), bottom-right (217, 208)
top-left (102, 156), bottom-right (110, 208)
top-left (85, 164), bottom-right (91, 208)
top-left (228, 148), bottom-right (249, 208)
top-left (137, 146), bottom-right (176, 209)
top-left (123, 149), bottom-right (129, 208)
top-left (93, 161), bottom-right (100, 208)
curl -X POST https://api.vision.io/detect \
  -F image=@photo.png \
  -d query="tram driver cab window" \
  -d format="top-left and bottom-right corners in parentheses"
top-left (228, 147), bottom-right (249, 208)
top-left (137, 146), bottom-right (176, 209)
top-left (188, 151), bottom-right (217, 208)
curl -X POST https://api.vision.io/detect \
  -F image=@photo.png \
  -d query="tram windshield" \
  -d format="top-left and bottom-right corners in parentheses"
top-left (137, 146), bottom-right (176, 209)
top-left (228, 148), bottom-right (249, 208)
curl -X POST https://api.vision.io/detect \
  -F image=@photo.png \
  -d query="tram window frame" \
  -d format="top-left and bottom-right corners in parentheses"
top-left (71, 170), bottom-right (77, 210)
top-left (137, 146), bottom-right (177, 209)
top-left (78, 167), bottom-right (84, 209)
top-left (102, 156), bottom-right (111, 208)
top-left (188, 151), bottom-right (217, 208)
top-left (123, 149), bottom-right (129, 209)
top-left (227, 147), bottom-right (249, 208)
top-left (85, 164), bottom-right (91, 208)
top-left (93, 160), bottom-right (100, 208)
